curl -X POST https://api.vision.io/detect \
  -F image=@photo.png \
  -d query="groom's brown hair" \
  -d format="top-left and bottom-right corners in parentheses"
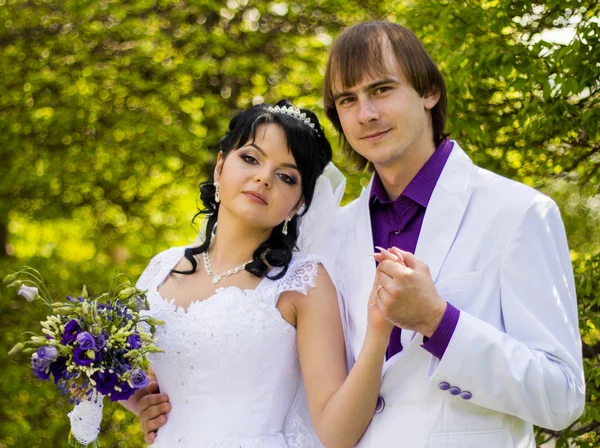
top-left (324, 21), bottom-right (448, 171)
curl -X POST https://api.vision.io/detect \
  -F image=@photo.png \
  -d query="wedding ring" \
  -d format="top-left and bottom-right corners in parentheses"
top-left (376, 285), bottom-right (384, 299)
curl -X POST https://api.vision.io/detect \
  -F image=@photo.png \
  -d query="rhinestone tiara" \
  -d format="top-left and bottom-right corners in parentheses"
top-left (266, 105), bottom-right (317, 130)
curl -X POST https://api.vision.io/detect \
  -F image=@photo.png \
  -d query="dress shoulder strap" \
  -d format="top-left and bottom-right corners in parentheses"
top-left (262, 252), bottom-right (321, 299)
top-left (135, 246), bottom-right (187, 291)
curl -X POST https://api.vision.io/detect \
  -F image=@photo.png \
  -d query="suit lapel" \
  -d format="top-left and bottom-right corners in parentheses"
top-left (414, 143), bottom-right (474, 281)
top-left (343, 179), bottom-right (377, 358)
top-left (395, 142), bottom-right (475, 354)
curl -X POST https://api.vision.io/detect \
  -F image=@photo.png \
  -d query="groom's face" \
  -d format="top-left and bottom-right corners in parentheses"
top-left (331, 45), bottom-right (439, 169)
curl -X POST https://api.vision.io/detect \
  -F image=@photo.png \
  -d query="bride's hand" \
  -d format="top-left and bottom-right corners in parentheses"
top-left (367, 247), bottom-right (405, 339)
top-left (137, 378), bottom-right (171, 444)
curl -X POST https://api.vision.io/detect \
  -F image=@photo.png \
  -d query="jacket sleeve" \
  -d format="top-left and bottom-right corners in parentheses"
top-left (426, 195), bottom-right (585, 430)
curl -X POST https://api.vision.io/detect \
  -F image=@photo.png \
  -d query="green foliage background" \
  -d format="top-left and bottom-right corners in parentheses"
top-left (1, 0), bottom-right (598, 446)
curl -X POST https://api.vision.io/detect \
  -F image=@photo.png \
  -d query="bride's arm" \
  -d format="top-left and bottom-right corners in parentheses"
top-left (294, 264), bottom-right (391, 448)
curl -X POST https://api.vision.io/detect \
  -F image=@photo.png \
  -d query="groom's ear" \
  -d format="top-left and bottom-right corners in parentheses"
top-left (423, 87), bottom-right (441, 110)
top-left (213, 151), bottom-right (224, 182)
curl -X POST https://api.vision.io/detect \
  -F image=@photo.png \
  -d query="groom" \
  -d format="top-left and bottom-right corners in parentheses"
top-left (136, 20), bottom-right (585, 446)
top-left (327, 21), bottom-right (584, 446)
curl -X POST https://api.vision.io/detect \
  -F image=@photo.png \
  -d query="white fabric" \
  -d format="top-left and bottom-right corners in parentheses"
top-left (297, 162), bottom-right (346, 271)
top-left (137, 247), bottom-right (326, 448)
top-left (336, 141), bottom-right (585, 447)
top-left (68, 392), bottom-right (104, 445)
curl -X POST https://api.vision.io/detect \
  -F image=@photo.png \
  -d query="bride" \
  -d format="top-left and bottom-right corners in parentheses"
top-left (121, 100), bottom-right (395, 447)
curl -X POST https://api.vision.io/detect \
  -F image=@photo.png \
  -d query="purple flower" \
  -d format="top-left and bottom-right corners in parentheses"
top-left (126, 332), bottom-right (142, 350)
top-left (76, 332), bottom-right (96, 351)
top-left (130, 369), bottom-right (149, 389)
top-left (32, 349), bottom-right (54, 370)
top-left (61, 319), bottom-right (82, 345)
top-left (31, 353), bottom-right (51, 380)
top-left (92, 370), bottom-right (118, 395)
top-left (109, 382), bottom-right (135, 402)
top-left (37, 346), bottom-right (58, 362)
top-left (95, 331), bottom-right (108, 350)
top-left (33, 364), bottom-right (50, 380)
top-left (49, 357), bottom-right (68, 384)
top-left (116, 360), bottom-right (132, 375)
top-left (73, 347), bottom-right (97, 367)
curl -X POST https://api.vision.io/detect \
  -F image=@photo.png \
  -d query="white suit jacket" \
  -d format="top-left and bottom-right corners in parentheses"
top-left (335, 142), bottom-right (585, 447)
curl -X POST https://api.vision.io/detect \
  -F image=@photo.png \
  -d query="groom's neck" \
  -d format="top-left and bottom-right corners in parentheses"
top-left (374, 141), bottom-right (436, 201)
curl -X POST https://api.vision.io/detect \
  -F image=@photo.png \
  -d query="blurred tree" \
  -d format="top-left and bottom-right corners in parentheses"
top-left (0, 0), bottom-right (598, 447)
top-left (0, 0), bottom-right (383, 262)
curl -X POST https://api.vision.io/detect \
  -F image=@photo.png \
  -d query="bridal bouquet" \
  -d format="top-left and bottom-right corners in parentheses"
top-left (4, 267), bottom-right (164, 447)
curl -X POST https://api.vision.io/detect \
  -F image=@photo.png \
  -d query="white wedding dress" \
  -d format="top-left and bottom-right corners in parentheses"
top-left (136, 245), bottom-right (325, 448)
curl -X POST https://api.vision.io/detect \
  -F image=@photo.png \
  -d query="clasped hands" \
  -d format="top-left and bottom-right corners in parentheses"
top-left (369, 247), bottom-right (447, 339)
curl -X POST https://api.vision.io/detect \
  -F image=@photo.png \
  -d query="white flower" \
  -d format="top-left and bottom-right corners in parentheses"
top-left (18, 285), bottom-right (39, 302)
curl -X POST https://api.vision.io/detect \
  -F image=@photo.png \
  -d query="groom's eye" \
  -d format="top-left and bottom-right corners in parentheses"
top-left (374, 86), bottom-right (392, 95)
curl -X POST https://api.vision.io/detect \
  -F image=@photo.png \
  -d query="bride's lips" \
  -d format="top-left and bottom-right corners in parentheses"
top-left (360, 129), bottom-right (392, 141)
top-left (242, 191), bottom-right (268, 205)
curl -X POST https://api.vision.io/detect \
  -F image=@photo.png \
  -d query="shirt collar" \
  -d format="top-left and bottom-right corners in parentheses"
top-left (370, 138), bottom-right (454, 208)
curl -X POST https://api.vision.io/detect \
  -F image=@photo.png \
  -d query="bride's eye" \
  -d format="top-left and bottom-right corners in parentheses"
top-left (278, 173), bottom-right (297, 185)
top-left (240, 154), bottom-right (258, 165)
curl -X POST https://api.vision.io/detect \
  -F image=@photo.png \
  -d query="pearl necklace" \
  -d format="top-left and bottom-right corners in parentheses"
top-left (201, 251), bottom-right (253, 284)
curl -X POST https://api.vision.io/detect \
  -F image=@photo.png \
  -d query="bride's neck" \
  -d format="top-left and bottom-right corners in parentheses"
top-left (208, 210), bottom-right (270, 268)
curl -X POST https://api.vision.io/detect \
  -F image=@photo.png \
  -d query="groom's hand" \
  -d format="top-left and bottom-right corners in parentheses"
top-left (367, 248), bottom-right (402, 337)
top-left (376, 247), bottom-right (447, 337)
top-left (137, 380), bottom-right (171, 444)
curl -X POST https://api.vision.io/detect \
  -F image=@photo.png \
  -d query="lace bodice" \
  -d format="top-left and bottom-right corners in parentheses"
top-left (137, 246), bottom-right (324, 448)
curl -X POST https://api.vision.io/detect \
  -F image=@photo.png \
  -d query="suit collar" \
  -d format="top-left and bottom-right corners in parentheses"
top-left (414, 141), bottom-right (474, 282)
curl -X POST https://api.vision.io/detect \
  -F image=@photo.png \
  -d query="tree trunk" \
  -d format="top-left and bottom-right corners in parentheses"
top-left (0, 216), bottom-right (8, 257)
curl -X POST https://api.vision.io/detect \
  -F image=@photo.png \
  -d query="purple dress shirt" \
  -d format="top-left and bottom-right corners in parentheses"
top-left (369, 138), bottom-right (460, 360)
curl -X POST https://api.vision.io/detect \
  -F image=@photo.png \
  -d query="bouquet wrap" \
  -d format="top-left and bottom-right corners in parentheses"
top-left (68, 392), bottom-right (104, 447)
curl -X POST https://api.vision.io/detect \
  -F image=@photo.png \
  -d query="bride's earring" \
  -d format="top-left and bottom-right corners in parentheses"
top-left (282, 217), bottom-right (290, 236)
top-left (214, 181), bottom-right (220, 203)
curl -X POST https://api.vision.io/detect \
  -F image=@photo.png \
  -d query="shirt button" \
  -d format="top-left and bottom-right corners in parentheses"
top-left (375, 396), bottom-right (385, 414)
top-left (438, 382), bottom-right (450, 391)
top-left (460, 391), bottom-right (472, 400)
top-left (449, 386), bottom-right (462, 396)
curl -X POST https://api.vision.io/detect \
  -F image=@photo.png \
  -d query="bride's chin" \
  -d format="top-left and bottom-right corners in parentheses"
top-left (226, 210), bottom-right (276, 233)
top-left (221, 202), bottom-right (284, 234)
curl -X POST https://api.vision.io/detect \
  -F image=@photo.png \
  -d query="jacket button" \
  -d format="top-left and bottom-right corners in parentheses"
top-left (460, 391), bottom-right (472, 400)
top-left (438, 382), bottom-right (450, 391)
top-left (449, 386), bottom-right (462, 396)
top-left (375, 396), bottom-right (385, 414)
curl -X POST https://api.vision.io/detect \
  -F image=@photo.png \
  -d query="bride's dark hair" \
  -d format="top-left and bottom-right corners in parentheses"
top-left (174, 99), bottom-right (333, 280)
